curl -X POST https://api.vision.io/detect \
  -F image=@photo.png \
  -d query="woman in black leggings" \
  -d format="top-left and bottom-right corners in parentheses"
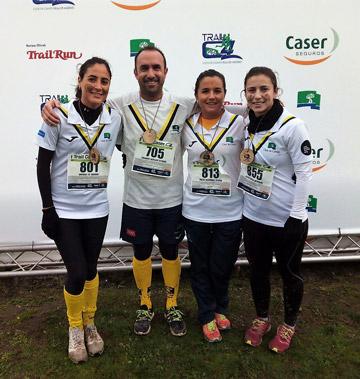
top-left (238, 66), bottom-right (312, 353)
top-left (36, 57), bottom-right (122, 363)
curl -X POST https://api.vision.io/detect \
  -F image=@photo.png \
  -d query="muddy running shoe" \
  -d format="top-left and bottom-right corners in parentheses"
top-left (215, 313), bottom-right (231, 330)
top-left (268, 324), bottom-right (295, 353)
top-left (68, 327), bottom-right (88, 364)
top-left (244, 318), bottom-right (271, 347)
top-left (202, 320), bottom-right (222, 343)
top-left (134, 305), bottom-right (154, 336)
top-left (84, 324), bottom-right (104, 356)
top-left (164, 306), bottom-right (187, 336)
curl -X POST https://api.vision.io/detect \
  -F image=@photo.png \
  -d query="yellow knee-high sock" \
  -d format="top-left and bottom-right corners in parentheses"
top-left (162, 256), bottom-right (181, 309)
top-left (83, 273), bottom-right (99, 326)
top-left (132, 257), bottom-right (152, 309)
top-left (64, 288), bottom-right (85, 329)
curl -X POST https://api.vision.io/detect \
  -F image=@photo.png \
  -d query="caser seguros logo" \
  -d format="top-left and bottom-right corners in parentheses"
top-left (284, 28), bottom-right (339, 65)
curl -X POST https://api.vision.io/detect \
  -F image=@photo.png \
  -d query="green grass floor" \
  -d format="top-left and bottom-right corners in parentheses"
top-left (0, 263), bottom-right (360, 379)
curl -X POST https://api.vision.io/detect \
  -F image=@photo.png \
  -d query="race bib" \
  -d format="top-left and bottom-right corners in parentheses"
top-left (237, 162), bottom-right (275, 200)
top-left (191, 162), bottom-right (231, 196)
top-left (67, 153), bottom-right (110, 190)
top-left (132, 140), bottom-right (175, 178)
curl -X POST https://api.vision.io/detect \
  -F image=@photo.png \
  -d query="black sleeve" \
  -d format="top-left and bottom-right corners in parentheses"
top-left (37, 147), bottom-right (55, 208)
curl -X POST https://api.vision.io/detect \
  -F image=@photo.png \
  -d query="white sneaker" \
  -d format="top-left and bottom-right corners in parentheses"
top-left (84, 324), bottom-right (104, 356)
top-left (68, 327), bottom-right (88, 364)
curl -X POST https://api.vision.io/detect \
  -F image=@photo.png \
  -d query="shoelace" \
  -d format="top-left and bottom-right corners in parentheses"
top-left (86, 326), bottom-right (100, 340)
top-left (252, 319), bottom-right (268, 331)
top-left (136, 309), bottom-right (152, 321)
top-left (278, 326), bottom-right (294, 341)
top-left (167, 308), bottom-right (184, 322)
top-left (206, 321), bottom-right (217, 332)
top-left (216, 314), bottom-right (227, 321)
top-left (71, 330), bottom-right (83, 348)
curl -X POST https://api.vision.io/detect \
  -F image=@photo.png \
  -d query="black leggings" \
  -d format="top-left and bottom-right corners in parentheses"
top-left (243, 217), bottom-right (308, 326)
top-left (55, 216), bottom-right (108, 295)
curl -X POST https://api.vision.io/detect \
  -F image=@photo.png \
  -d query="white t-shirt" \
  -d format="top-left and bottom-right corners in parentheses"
top-left (182, 110), bottom-right (245, 223)
top-left (36, 101), bottom-right (122, 219)
top-left (108, 91), bottom-right (194, 209)
top-left (242, 108), bottom-right (312, 227)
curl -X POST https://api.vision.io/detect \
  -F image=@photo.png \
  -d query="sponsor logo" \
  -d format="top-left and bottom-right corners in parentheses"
top-left (171, 125), bottom-right (180, 133)
top-left (188, 141), bottom-right (197, 148)
top-left (284, 28), bottom-right (339, 65)
top-left (65, 136), bottom-right (78, 142)
top-left (226, 136), bottom-right (233, 143)
top-left (38, 130), bottom-right (45, 138)
top-left (126, 228), bottom-right (136, 237)
top-left (112, 0), bottom-right (161, 11)
top-left (202, 33), bottom-right (242, 63)
top-left (33, 0), bottom-right (74, 5)
top-left (130, 38), bottom-right (155, 56)
top-left (40, 94), bottom-right (70, 111)
top-left (268, 142), bottom-right (276, 150)
top-left (307, 195), bottom-right (318, 213)
top-left (104, 133), bottom-right (111, 139)
top-left (40, 94), bottom-right (70, 104)
top-left (27, 49), bottom-right (82, 60)
top-left (301, 140), bottom-right (312, 156)
top-left (311, 139), bottom-right (335, 172)
top-left (297, 91), bottom-right (321, 110)
top-left (223, 100), bottom-right (243, 106)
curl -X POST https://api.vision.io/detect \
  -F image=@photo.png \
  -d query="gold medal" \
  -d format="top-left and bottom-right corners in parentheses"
top-left (90, 147), bottom-right (100, 165)
top-left (200, 150), bottom-right (215, 166)
top-left (143, 129), bottom-right (157, 144)
top-left (240, 148), bottom-right (255, 164)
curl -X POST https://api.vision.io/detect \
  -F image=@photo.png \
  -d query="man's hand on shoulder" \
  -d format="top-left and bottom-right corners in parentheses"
top-left (42, 99), bottom-right (61, 126)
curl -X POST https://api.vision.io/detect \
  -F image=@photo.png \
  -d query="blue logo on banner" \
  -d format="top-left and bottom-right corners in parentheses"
top-left (202, 33), bottom-right (242, 61)
top-left (33, 0), bottom-right (75, 5)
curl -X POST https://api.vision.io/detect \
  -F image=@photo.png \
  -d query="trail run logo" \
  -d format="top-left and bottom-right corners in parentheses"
top-left (202, 33), bottom-right (242, 63)
top-left (27, 49), bottom-right (82, 60)
top-left (284, 28), bottom-right (339, 65)
top-left (297, 90), bottom-right (321, 110)
top-left (307, 195), bottom-right (318, 213)
top-left (311, 139), bottom-right (335, 173)
top-left (40, 94), bottom-right (69, 110)
top-left (112, 0), bottom-right (161, 10)
top-left (130, 39), bottom-right (155, 57)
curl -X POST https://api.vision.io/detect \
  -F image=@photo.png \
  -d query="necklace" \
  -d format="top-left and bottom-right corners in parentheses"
top-left (77, 100), bottom-right (103, 164)
top-left (140, 96), bottom-right (162, 144)
top-left (240, 115), bottom-right (265, 165)
top-left (199, 112), bottom-right (223, 167)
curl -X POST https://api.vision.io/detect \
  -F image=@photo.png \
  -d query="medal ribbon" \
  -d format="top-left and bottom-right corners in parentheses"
top-left (247, 115), bottom-right (295, 155)
top-left (59, 104), bottom-right (109, 150)
top-left (128, 102), bottom-right (180, 141)
top-left (186, 114), bottom-right (239, 152)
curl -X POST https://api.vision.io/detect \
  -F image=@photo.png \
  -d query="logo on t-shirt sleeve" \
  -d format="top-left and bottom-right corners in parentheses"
top-left (301, 140), bottom-right (311, 155)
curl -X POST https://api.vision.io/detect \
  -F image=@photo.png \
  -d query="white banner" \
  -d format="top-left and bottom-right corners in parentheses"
top-left (0, 0), bottom-right (359, 244)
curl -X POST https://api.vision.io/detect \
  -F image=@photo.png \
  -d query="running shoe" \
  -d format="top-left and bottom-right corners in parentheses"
top-left (244, 318), bottom-right (271, 347)
top-left (84, 324), bottom-right (104, 356)
top-left (268, 324), bottom-right (295, 353)
top-left (164, 306), bottom-right (187, 336)
top-left (202, 320), bottom-right (222, 343)
top-left (134, 305), bottom-right (154, 335)
top-left (68, 326), bottom-right (88, 364)
top-left (215, 313), bottom-right (231, 330)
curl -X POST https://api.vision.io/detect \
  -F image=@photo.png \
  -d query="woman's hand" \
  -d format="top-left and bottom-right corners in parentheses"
top-left (41, 207), bottom-right (59, 240)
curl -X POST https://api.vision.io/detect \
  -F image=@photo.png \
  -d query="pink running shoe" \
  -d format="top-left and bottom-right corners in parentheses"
top-left (244, 318), bottom-right (271, 347)
top-left (202, 320), bottom-right (222, 343)
top-left (215, 313), bottom-right (231, 330)
top-left (268, 324), bottom-right (295, 353)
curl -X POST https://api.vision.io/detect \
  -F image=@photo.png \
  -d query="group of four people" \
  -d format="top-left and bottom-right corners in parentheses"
top-left (37, 46), bottom-right (312, 364)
